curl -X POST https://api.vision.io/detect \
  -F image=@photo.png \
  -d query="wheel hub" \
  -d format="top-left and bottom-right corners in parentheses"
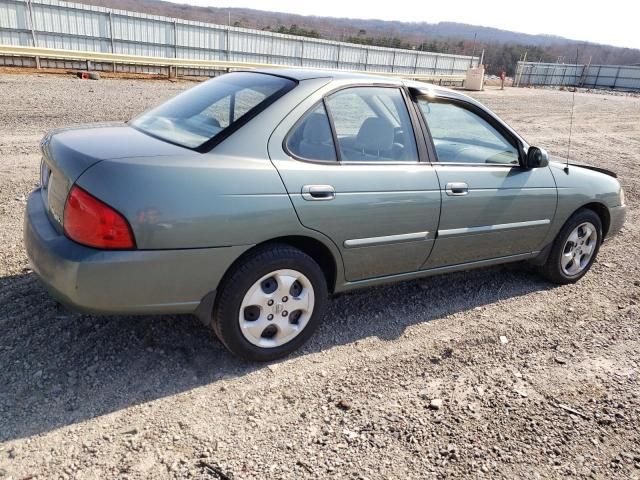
top-left (239, 269), bottom-right (315, 348)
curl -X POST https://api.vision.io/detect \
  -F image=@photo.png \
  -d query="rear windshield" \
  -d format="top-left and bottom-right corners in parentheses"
top-left (131, 72), bottom-right (296, 149)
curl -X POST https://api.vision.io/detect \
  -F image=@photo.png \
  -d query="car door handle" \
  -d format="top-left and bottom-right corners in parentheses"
top-left (301, 185), bottom-right (336, 201)
top-left (445, 182), bottom-right (469, 196)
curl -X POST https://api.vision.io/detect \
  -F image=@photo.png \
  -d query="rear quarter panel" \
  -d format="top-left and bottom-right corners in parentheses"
top-left (76, 154), bottom-right (302, 249)
top-left (74, 77), bottom-right (340, 254)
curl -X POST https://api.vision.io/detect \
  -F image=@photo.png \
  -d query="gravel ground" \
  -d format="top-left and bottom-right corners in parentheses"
top-left (0, 73), bottom-right (639, 480)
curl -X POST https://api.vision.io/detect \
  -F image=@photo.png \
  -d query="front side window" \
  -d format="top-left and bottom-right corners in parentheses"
top-left (325, 87), bottom-right (418, 162)
top-left (286, 103), bottom-right (337, 162)
top-left (131, 72), bottom-right (295, 149)
top-left (418, 99), bottom-right (520, 165)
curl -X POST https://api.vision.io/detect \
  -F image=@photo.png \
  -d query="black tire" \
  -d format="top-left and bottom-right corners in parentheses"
top-left (212, 243), bottom-right (328, 361)
top-left (539, 208), bottom-right (603, 284)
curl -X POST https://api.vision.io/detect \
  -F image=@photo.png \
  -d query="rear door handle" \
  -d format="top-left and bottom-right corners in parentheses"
top-left (445, 182), bottom-right (469, 196)
top-left (302, 185), bottom-right (336, 201)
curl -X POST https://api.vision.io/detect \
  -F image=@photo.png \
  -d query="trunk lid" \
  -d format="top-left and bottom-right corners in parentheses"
top-left (40, 122), bottom-right (187, 230)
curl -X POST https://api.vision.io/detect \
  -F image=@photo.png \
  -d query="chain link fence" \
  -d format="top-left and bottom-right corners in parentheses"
top-left (514, 61), bottom-right (640, 91)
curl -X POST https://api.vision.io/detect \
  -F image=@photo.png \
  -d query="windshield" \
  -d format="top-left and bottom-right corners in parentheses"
top-left (131, 72), bottom-right (296, 149)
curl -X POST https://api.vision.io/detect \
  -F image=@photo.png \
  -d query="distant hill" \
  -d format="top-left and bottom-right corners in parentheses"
top-left (76, 0), bottom-right (640, 74)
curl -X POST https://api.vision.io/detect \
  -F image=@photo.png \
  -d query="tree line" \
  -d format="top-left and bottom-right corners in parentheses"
top-left (260, 25), bottom-right (629, 76)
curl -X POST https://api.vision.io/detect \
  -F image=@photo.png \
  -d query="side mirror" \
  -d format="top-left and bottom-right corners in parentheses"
top-left (525, 147), bottom-right (549, 169)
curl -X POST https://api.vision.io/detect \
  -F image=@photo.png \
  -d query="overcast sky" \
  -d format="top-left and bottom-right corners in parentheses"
top-left (170, 0), bottom-right (639, 49)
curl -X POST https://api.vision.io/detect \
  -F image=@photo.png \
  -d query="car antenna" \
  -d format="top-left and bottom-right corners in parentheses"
top-left (565, 47), bottom-right (579, 173)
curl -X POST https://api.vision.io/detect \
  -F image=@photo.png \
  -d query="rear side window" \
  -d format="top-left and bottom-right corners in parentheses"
top-left (286, 103), bottom-right (337, 162)
top-left (325, 87), bottom-right (418, 162)
top-left (131, 72), bottom-right (295, 149)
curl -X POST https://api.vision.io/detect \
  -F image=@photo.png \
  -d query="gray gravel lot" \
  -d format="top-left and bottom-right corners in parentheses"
top-left (0, 73), bottom-right (639, 479)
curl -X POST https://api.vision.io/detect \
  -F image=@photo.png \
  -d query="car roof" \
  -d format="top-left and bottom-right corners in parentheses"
top-left (250, 67), bottom-right (401, 82)
top-left (247, 67), bottom-right (468, 99)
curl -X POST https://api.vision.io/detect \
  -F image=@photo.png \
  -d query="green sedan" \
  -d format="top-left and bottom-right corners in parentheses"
top-left (24, 69), bottom-right (626, 360)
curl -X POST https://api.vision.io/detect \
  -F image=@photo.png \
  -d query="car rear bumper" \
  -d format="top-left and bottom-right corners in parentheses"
top-left (607, 205), bottom-right (626, 240)
top-left (24, 189), bottom-right (251, 315)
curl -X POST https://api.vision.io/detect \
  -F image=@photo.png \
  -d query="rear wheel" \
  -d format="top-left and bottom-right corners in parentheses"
top-left (212, 244), bottom-right (328, 361)
top-left (540, 209), bottom-right (602, 284)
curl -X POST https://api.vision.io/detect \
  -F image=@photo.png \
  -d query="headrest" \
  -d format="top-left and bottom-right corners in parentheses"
top-left (356, 117), bottom-right (394, 152)
top-left (302, 113), bottom-right (332, 144)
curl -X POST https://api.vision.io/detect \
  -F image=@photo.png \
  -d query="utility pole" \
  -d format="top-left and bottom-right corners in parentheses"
top-left (26, 0), bottom-right (40, 68)
top-left (515, 50), bottom-right (527, 87)
top-left (470, 32), bottom-right (477, 68)
top-left (226, 11), bottom-right (231, 62)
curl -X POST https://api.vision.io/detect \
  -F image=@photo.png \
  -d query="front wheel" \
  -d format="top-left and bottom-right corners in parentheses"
top-left (540, 208), bottom-right (602, 284)
top-left (212, 244), bottom-right (328, 361)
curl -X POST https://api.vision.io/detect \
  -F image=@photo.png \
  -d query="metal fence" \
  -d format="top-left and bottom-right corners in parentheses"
top-left (514, 61), bottom-right (640, 91)
top-left (0, 0), bottom-right (478, 78)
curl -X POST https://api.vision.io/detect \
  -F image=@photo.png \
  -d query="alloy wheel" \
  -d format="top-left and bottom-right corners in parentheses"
top-left (560, 222), bottom-right (597, 276)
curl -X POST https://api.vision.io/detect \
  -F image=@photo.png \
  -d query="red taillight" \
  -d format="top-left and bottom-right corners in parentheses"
top-left (63, 186), bottom-right (136, 249)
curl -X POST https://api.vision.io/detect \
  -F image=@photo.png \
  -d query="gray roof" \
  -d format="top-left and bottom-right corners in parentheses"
top-left (247, 67), bottom-right (472, 105)
top-left (251, 67), bottom-right (404, 83)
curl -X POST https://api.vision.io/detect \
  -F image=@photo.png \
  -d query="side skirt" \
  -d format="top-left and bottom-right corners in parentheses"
top-left (335, 251), bottom-right (539, 293)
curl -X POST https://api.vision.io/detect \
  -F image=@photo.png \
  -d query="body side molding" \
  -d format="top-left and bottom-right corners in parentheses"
top-left (344, 231), bottom-right (430, 249)
top-left (438, 219), bottom-right (550, 238)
